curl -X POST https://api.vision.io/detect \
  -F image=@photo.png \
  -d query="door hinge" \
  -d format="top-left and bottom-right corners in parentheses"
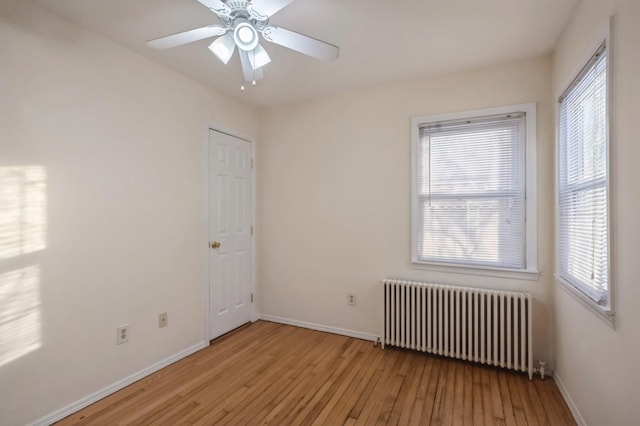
top-left (251, 158), bottom-right (254, 169)
top-left (251, 293), bottom-right (254, 303)
top-left (250, 226), bottom-right (254, 236)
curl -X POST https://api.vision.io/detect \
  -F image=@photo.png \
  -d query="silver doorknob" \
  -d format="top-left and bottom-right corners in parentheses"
top-left (211, 241), bottom-right (221, 249)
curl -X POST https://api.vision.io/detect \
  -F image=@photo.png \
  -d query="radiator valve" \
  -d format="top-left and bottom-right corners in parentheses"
top-left (535, 360), bottom-right (546, 380)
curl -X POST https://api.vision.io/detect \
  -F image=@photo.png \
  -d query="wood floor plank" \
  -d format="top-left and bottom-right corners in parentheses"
top-left (352, 350), bottom-right (405, 425)
top-left (347, 367), bottom-right (383, 420)
top-left (373, 358), bottom-right (406, 425)
top-left (55, 322), bottom-right (576, 426)
top-left (310, 340), bottom-right (376, 425)
top-left (489, 369), bottom-right (506, 424)
top-left (388, 352), bottom-right (424, 425)
top-left (219, 333), bottom-right (343, 424)
top-left (343, 417), bottom-right (357, 426)
top-left (347, 346), bottom-right (399, 422)
top-left (406, 353), bottom-right (437, 425)
top-left (319, 343), bottom-right (386, 424)
top-left (516, 371), bottom-right (540, 426)
top-left (451, 362), bottom-right (466, 426)
top-left (472, 364), bottom-right (485, 426)
top-left (183, 327), bottom-right (311, 424)
top-left (534, 378), bottom-right (577, 425)
top-left (298, 339), bottom-right (368, 424)
top-left (497, 371), bottom-right (518, 426)
top-left (419, 355), bottom-right (442, 424)
top-left (462, 364), bottom-right (474, 426)
top-left (276, 336), bottom-right (358, 424)
top-left (375, 349), bottom-right (415, 425)
top-left (481, 366), bottom-right (496, 426)
top-left (506, 372), bottom-right (529, 426)
top-left (525, 376), bottom-right (551, 426)
top-left (256, 337), bottom-right (360, 425)
top-left (430, 354), bottom-right (453, 426)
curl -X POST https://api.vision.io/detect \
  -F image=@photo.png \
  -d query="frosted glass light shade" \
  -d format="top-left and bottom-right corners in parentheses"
top-left (209, 33), bottom-right (236, 64)
top-left (249, 44), bottom-right (271, 70)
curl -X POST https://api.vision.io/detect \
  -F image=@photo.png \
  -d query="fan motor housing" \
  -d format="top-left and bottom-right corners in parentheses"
top-left (233, 19), bottom-right (259, 51)
top-left (220, 1), bottom-right (268, 30)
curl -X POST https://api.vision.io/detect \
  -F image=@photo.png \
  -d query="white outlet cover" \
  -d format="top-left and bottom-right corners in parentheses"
top-left (159, 312), bottom-right (168, 328)
top-left (117, 324), bottom-right (130, 345)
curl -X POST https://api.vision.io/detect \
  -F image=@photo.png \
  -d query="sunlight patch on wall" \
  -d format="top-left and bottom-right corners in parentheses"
top-left (0, 166), bottom-right (46, 367)
top-left (0, 166), bottom-right (47, 258)
top-left (0, 265), bottom-right (42, 368)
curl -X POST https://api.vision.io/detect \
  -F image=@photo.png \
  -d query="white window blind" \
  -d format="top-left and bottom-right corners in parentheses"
top-left (417, 113), bottom-right (526, 269)
top-left (558, 44), bottom-right (609, 306)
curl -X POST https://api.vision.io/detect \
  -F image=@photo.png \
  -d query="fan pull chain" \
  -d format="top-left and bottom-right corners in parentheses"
top-left (252, 49), bottom-right (257, 87)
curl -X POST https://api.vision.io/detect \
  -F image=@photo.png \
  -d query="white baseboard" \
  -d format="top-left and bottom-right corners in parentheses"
top-left (257, 314), bottom-right (379, 342)
top-left (553, 371), bottom-right (586, 426)
top-left (29, 341), bottom-right (207, 426)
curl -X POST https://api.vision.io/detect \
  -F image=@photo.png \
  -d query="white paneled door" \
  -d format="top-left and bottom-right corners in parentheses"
top-left (209, 129), bottom-right (253, 340)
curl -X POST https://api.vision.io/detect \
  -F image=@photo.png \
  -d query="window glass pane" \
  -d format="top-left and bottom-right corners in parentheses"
top-left (420, 196), bottom-right (524, 268)
top-left (558, 46), bottom-right (609, 305)
top-left (417, 114), bottom-right (525, 269)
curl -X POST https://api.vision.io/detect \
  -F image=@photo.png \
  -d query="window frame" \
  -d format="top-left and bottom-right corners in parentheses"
top-left (555, 37), bottom-right (615, 328)
top-left (411, 103), bottom-right (538, 280)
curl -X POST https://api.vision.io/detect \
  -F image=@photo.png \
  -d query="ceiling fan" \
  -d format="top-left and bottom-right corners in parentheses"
top-left (147, 0), bottom-right (340, 86)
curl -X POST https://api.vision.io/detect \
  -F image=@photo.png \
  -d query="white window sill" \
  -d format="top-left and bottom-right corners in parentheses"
top-left (412, 261), bottom-right (539, 281)
top-left (554, 274), bottom-right (615, 329)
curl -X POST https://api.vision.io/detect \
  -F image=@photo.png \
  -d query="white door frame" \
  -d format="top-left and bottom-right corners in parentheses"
top-left (203, 123), bottom-right (257, 344)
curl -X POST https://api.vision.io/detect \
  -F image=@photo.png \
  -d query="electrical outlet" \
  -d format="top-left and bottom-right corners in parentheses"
top-left (347, 293), bottom-right (357, 306)
top-left (159, 312), bottom-right (168, 328)
top-left (117, 324), bottom-right (130, 345)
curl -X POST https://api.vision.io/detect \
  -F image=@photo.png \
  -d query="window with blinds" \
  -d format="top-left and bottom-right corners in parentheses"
top-left (412, 104), bottom-right (536, 274)
top-left (558, 43), bottom-right (610, 308)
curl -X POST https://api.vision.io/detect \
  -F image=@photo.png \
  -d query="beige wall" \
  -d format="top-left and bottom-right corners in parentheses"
top-left (258, 56), bottom-right (556, 365)
top-left (552, 0), bottom-right (640, 424)
top-left (0, 2), bottom-right (259, 425)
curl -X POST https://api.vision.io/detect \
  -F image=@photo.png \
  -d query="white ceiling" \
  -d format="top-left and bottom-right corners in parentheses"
top-left (33, 0), bottom-right (579, 107)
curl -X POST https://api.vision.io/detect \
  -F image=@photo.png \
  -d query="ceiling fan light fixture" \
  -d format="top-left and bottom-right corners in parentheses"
top-left (147, 0), bottom-right (340, 86)
top-left (208, 33), bottom-right (236, 64)
top-left (233, 20), bottom-right (259, 51)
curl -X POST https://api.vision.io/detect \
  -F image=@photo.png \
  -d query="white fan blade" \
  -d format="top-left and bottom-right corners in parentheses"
top-left (147, 25), bottom-right (227, 49)
top-left (197, 0), bottom-right (231, 16)
top-left (249, 44), bottom-right (271, 70)
top-left (240, 51), bottom-right (264, 81)
top-left (209, 33), bottom-right (236, 64)
top-left (261, 26), bottom-right (339, 61)
top-left (248, 0), bottom-right (295, 19)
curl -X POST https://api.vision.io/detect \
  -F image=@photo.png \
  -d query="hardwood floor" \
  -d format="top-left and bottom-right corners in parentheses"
top-left (56, 321), bottom-right (576, 425)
